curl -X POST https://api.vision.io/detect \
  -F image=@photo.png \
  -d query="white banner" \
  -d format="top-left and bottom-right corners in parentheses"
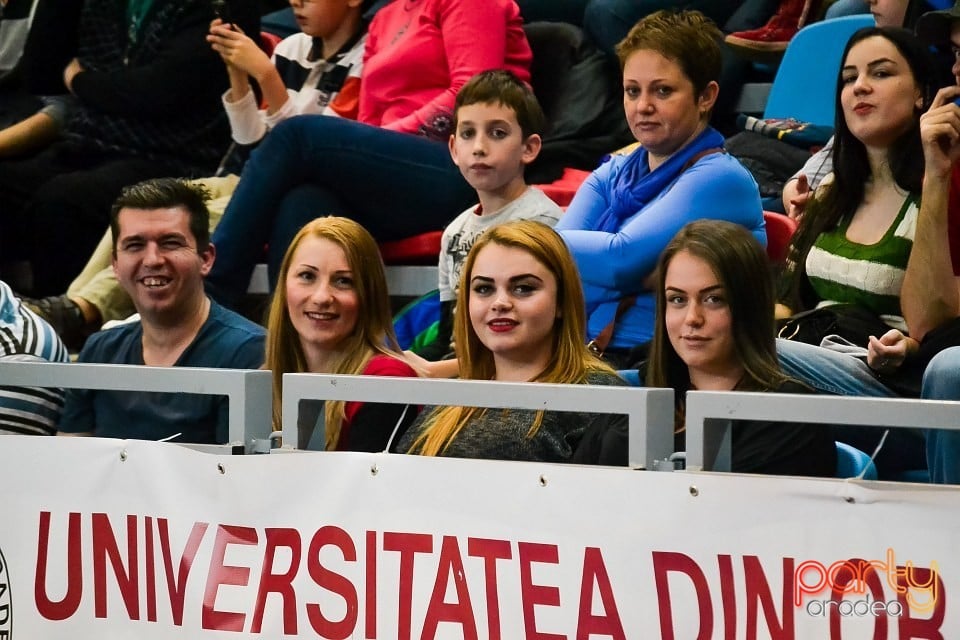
top-left (1, 435), bottom-right (958, 639)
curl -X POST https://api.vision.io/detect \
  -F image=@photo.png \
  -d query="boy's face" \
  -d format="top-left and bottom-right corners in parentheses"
top-left (449, 102), bottom-right (541, 201)
top-left (290, 0), bottom-right (359, 39)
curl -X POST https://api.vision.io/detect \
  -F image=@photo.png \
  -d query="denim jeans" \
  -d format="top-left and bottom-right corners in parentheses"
top-left (516, 0), bottom-right (588, 25)
top-left (824, 0), bottom-right (869, 19)
top-left (582, 0), bottom-right (743, 57)
top-left (776, 338), bottom-right (895, 397)
top-left (921, 347), bottom-right (960, 484)
top-left (206, 116), bottom-right (475, 306)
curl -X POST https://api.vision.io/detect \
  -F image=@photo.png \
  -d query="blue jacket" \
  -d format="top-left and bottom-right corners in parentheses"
top-left (558, 149), bottom-right (764, 348)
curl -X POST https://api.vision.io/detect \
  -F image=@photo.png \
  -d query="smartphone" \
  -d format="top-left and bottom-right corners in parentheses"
top-left (212, 0), bottom-right (234, 27)
top-left (954, 96), bottom-right (960, 108)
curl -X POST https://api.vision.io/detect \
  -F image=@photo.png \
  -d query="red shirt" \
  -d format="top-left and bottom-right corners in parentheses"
top-left (359, 0), bottom-right (531, 136)
top-left (337, 354), bottom-right (419, 451)
top-left (950, 164), bottom-right (960, 274)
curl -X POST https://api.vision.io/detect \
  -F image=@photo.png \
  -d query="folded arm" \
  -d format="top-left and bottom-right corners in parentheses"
top-left (559, 157), bottom-right (764, 292)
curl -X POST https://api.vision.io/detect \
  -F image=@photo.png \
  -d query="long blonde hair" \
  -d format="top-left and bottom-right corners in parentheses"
top-left (265, 216), bottom-right (402, 447)
top-left (410, 220), bottom-right (614, 456)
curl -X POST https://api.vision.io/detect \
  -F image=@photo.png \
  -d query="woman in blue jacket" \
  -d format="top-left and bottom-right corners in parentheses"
top-left (556, 9), bottom-right (764, 367)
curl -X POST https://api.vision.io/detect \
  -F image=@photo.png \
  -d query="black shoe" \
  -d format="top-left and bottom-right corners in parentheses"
top-left (20, 294), bottom-right (89, 351)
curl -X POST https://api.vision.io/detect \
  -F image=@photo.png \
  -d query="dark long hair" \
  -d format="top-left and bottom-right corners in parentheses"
top-left (902, 0), bottom-right (930, 31)
top-left (781, 26), bottom-right (936, 310)
top-left (647, 220), bottom-right (788, 397)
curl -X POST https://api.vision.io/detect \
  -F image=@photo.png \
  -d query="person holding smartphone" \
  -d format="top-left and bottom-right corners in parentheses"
top-left (20, 0), bottom-right (366, 350)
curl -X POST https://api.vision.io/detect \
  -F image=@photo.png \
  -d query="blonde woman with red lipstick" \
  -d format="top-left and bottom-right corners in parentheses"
top-left (265, 216), bottom-right (419, 451)
top-left (399, 220), bottom-right (626, 462)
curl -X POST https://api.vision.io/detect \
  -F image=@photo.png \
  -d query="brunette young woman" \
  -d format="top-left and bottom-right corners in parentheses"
top-left (770, 27), bottom-right (948, 475)
top-left (646, 220), bottom-right (836, 476)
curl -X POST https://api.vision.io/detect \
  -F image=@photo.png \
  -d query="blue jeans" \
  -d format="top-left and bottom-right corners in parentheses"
top-left (206, 117), bottom-right (475, 306)
top-left (582, 0), bottom-right (742, 57)
top-left (776, 339), bottom-right (927, 478)
top-left (824, 0), bottom-right (869, 19)
top-left (776, 338), bottom-right (895, 397)
top-left (516, 0), bottom-right (588, 25)
top-left (921, 347), bottom-right (960, 484)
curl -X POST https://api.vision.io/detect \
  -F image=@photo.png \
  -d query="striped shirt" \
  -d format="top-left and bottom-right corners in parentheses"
top-left (0, 281), bottom-right (70, 435)
top-left (805, 194), bottom-right (918, 332)
top-left (222, 32), bottom-right (366, 146)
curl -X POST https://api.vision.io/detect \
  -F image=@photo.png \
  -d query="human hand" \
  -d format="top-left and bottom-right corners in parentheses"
top-left (401, 350), bottom-right (460, 378)
top-left (867, 329), bottom-right (917, 373)
top-left (785, 174), bottom-right (811, 222)
top-left (207, 20), bottom-right (272, 81)
top-left (920, 86), bottom-right (960, 179)
top-left (63, 58), bottom-right (84, 93)
top-left (401, 350), bottom-right (432, 377)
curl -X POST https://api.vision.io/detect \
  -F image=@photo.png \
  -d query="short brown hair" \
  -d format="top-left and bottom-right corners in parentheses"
top-left (454, 69), bottom-right (546, 139)
top-left (615, 9), bottom-right (723, 96)
top-left (110, 178), bottom-right (210, 255)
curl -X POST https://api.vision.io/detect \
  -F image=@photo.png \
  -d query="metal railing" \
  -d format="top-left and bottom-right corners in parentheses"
top-left (685, 390), bottom-right (960, 472)
top-left (281, 373), bottom-right (674, 469)
top-left (0, 361), bottom-right (272, 452)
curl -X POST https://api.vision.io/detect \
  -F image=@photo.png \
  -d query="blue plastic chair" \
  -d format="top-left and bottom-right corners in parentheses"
top-left (835, 441), bottom-right (879, 480)
top-left (763, 14), bottom-right (875, 128)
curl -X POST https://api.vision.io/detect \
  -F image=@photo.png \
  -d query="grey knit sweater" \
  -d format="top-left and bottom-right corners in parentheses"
top-left (399, 371), bottom-right (626, 463)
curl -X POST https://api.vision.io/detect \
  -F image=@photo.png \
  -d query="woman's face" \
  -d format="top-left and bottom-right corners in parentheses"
top-left (622, 49), bottom-right (716, 168)
top-left (867, 0), bottom-right (909, 28)
top-left (284, 236), bottom-right (359, 370)
top-left (840, 35), bottom-right (923, 149)
top-left (664, 251), bottom-right (739, 384)
top-left (467, 243), bottom-right (558, 375)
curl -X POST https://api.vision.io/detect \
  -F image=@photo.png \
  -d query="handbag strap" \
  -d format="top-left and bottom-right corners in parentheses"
top-left (682, 147), bottom-right (724, 172)
top-left (588, 296), bottom-right (636, 356)
top-left (587, 147), bottom-right (724, 355)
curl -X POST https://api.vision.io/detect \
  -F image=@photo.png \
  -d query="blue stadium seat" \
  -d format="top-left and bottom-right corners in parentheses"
top-left (835, 441), bottom-right (878, 480)
top-left (764, 14), bottom-right (875, 127)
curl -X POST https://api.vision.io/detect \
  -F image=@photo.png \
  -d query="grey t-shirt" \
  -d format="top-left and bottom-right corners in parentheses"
top-left (438, 187), bottom-right (563, 302)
